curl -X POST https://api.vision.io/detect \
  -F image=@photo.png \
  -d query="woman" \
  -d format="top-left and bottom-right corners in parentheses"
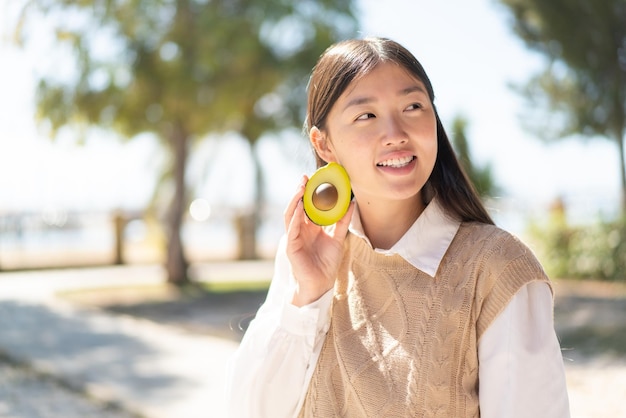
top-left (226, 37), bottom-right (570, 418)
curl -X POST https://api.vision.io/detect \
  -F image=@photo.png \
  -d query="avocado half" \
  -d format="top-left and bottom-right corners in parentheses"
top-left (303, 162), bottom-right (352, 226)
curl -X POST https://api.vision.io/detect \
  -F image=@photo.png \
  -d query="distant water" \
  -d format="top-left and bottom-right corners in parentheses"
top-left (0, 211), bottom-right (283, 269)
top-left (0, 195), bottom-right (619, 269)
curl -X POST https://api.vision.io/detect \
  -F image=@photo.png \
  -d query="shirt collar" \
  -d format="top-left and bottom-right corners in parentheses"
top-left (349, 198), bottom-right (461, 277)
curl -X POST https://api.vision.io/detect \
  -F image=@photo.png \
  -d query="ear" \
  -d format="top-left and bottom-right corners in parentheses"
top-left (310, 126), bottom-right (337, 163)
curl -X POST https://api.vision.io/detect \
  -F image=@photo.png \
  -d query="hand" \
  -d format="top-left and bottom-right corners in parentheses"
top-left (283, 176), bottom-right (355, 307)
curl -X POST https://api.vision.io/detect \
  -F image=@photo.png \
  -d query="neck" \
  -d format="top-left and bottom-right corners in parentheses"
top-left (357, 194), bottom-right (425, 250)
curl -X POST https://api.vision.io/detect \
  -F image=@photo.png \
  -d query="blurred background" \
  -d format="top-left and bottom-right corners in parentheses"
top-left (1, 0), bottom-right (623, 279)
top-left (0, 0), bottom-right (624, 416)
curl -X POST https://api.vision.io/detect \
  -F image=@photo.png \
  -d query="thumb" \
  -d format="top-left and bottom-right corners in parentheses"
top-left (332, 200), bottom-right (355, 241)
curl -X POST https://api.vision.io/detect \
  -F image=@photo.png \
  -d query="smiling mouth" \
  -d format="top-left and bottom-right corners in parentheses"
top-left (377, 155), bottom-right (416, 168)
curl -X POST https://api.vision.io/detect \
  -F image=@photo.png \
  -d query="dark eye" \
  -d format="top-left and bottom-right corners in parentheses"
top-left (405, 103), bottom-right (423, 111)
top-left (356, 112), bottom-right (375, 121)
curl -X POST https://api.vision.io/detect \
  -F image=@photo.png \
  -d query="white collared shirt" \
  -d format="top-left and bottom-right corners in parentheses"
top-left (226, 200), bottom-right (570, 418)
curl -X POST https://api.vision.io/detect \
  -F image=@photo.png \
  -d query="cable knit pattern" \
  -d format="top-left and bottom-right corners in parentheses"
top-left (298, 222), bottom-right (551, 418)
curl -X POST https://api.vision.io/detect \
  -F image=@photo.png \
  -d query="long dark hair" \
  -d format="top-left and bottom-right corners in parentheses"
top-left (305, 37), bottom-right (494, 225)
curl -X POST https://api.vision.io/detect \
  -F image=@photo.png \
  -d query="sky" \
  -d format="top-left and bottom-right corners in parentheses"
top-left (0, 0), bottom-right (621, 225)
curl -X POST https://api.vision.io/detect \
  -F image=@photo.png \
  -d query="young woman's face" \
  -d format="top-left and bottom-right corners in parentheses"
top-left (314, 62), bottom-right (438, 206)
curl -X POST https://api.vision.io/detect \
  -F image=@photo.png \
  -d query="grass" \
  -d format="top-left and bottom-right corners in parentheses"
top-left (56, 278), bottom-right (272, 342)
top-left (199, 279), bottom-right (271, 293)
top-left (57, 279), bottom-right (271, 306)
top-left (559, 324), bottom-right (626, 357)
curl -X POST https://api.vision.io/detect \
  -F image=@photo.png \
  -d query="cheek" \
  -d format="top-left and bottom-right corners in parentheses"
top-left (327, 132), bottom-right (363, 164)
top-left (422, 121), bottom-right (438, 154)
top-left (427, 134), bottom-right (438, 156)
top-left (417, 123), bottom-right (438, 155)
top-left (332, 147), bottom-right (369, 185)
top-left (416, 127), bottom-right (438, 174)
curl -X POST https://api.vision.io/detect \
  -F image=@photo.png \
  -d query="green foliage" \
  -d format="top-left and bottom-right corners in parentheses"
top-left (450, 115), bottom-right (500, 198)
top-left (497, 0), bottom-right (626, 215)
top-left (527, 203), bottom-right (626, 281)
top-left (17, 0), bottom-right (358, 142)
top-left (14, 0), bottom-right (359, 279)
top-left (498, 0), bottom-right (626, 139)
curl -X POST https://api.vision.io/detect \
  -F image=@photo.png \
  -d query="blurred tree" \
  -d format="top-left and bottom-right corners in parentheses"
top-left (13, 0), bottom-right (358, 284)
top-left (450, 115), bottom-right (500, 198)
top-left (497, 0), bottom-right (626, 217)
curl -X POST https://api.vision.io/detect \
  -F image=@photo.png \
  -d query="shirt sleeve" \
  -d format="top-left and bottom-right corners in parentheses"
top-left (225, 235), bottom-right (333, 418)
top-left (478, 281), bottom-right (571, 418)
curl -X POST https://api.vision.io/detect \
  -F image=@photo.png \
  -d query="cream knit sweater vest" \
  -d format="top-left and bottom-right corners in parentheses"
top-left (299, 222), bottom-right (551, 418)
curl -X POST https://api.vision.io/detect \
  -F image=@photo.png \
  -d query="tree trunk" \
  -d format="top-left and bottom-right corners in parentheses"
top-left (113, 211), bottom-right (126, 265)
top-left (617, 132), bottom-right (626, 218)
top-left (166, 125), bottom-right (189, 284)
top-left (236, 212), bottom-right (257, 260)
top-left (611, 73), bottom-right (626, 219)
top-left (236, 141), bottom-right (263, 260)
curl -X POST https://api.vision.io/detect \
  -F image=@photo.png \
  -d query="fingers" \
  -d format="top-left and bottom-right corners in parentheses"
top-left (287, 199), bottom-right (304, 243)
top-left (283, 176), bottom-right (308, 231)
top-left (332, 200), bottom-right (355, 240)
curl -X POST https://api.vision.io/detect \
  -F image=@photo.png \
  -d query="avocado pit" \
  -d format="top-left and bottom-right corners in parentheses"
top-left (312, 182), bottom-right (338, 211)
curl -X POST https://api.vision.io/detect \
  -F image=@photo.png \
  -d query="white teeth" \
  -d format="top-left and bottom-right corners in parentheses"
top-left (378, 156), bottom-right (414, 168)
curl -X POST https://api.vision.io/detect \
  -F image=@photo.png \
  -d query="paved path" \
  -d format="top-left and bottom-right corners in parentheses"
top-left (564, 358), bottom-right (626, 418)
top-left (0, 262), bottom-right (273, 418)
top-left (0, 358), bottom-right (138, 418)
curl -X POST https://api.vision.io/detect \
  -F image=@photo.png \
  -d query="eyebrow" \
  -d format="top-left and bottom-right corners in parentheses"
top-left (342, 84), bottom-right (429, 111)
top-left (401, 85), bottom-right (428, 96)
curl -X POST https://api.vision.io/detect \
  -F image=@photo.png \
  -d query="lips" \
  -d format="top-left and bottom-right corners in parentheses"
top-left (376, 155), bottom-right (416, 168)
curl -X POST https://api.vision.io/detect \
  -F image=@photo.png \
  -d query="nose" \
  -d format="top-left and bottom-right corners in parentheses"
top-left (383, 115), bottom-right (408, 146)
